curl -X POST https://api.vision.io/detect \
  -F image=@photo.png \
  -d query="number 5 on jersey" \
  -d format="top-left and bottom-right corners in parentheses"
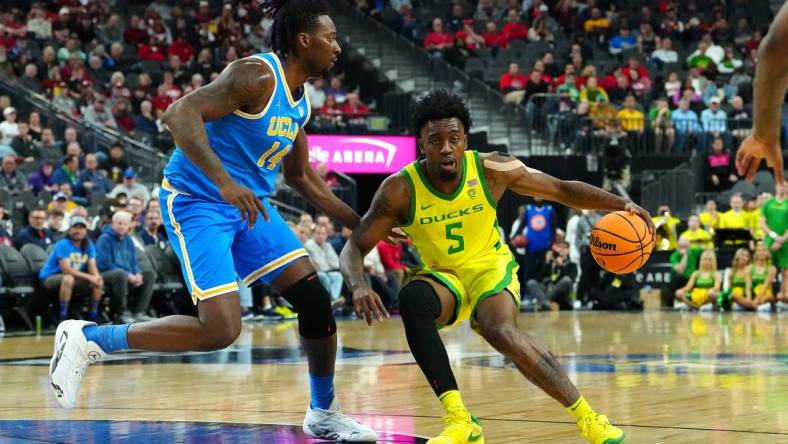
top-left (445, 222), bottom-right (465, 254)
top-left (257, 141), bottom-right (292, 170)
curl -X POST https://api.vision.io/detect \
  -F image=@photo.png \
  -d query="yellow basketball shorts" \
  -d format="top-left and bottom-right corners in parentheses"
top-left (416, 249), bottom-right (520, 331)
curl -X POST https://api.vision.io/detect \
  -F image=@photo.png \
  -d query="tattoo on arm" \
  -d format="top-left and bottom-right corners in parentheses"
top-left (162, 59), bottom-right (270, 187)
top-left (340, 176), bottom-right (406, 292)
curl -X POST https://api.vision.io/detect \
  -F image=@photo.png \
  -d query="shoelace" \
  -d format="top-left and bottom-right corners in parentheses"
top-left (440, 409), bottom-right (472, 433)
top-left (579, 414), bottom-right (609, 436)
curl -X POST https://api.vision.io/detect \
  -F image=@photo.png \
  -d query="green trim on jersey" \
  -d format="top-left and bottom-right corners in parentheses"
top-left (472, 151), bottom-right (497, 209)
top-left (401, 169), bottom-right (417, 227)
top-left (413, 154), bottom-right (468, 201)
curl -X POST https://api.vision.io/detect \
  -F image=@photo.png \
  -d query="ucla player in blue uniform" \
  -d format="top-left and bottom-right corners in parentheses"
top-left (49, 1), bottom-right (380, 440)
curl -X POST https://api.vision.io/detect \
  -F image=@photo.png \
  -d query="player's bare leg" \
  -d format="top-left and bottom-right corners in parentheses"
top-left (474, 292), bottom-right (624, 443)
top-left (128, 293), bottom-right (241, 351)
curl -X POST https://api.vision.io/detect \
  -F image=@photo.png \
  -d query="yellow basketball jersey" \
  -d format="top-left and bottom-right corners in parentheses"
top-left (400, 150), bottom-right (502, 269)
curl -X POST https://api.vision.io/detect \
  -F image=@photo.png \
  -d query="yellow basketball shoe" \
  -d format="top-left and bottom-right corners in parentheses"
top-left (427, 408), bottom-right (484, 444)
top-left (578, 412), bottom-right (625, 444)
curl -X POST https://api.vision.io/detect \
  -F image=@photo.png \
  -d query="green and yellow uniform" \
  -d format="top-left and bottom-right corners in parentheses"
top-left (400, 150), bottom-right (519, 330)
top-left (750, 265), bottom-right (773, 298)
top-left (762, 197), bottom-right (788, 268)
top-left (698, 211), bottom-right (720, 232)
top-left (689, 271), bottom-right (716, 305)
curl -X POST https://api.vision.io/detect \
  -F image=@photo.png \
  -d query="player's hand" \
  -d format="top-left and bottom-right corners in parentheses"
top-left (624, 201), bottom-right (655, 236)
top-left (736, 135), bottom-right (785, 184)
top-left (218, 180), bottom-right (269, 227)
top-left (89, 275), bottom-right (103, 288)
top-left (352, 286), bottom-right (389, 327)
top-left (384, 227), bottom-right (408, 245)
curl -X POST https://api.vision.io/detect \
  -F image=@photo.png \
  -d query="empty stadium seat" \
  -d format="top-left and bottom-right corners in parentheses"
top-left (144, 245), bottom-right (185, 293)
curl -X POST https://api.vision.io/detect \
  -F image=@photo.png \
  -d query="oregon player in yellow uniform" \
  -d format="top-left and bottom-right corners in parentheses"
top-left (341, 90), bottom-right (652, 444)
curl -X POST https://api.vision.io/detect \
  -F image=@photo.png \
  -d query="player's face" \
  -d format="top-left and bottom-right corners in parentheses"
top-left (305, 15), bottom-right (341, 78)
top-left (420, 118), bottom-right (467, 182)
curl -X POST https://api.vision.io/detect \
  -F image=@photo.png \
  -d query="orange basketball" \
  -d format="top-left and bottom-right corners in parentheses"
top-left (590, 211), bottom-right (655, 274)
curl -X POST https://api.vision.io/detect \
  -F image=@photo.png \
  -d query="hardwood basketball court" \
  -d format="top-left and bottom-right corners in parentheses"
top-left (0, 311), bottom-right (786, 443)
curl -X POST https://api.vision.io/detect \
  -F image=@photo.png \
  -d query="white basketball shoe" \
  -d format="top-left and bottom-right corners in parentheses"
top-left (49, 320), bottom-right (106, 408)
top-left (303, 397), bottom-right (379, 442)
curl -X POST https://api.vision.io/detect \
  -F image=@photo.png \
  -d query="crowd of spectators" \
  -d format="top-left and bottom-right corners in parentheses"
top-left (357, 0), bottom-right (764, 161)
top-left (0, 0), bottom-right (377, 154)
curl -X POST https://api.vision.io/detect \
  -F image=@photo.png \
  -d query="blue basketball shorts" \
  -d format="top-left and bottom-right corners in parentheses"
top-left (160, 180), bottom-right (307, 304)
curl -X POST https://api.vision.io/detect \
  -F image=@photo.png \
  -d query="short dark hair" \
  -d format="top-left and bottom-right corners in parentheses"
top-left (262, 0), bottom-right (329, 57)
top-left (110, 142), bottom-right (123, 150)
top-left (64, 154), bottom-right (77, 164)
top-left (412, 89), bottom-right (472, 135)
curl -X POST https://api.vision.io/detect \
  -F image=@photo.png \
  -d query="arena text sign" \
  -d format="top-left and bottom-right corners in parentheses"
top-left (308, 135), bottom-right (417, 174)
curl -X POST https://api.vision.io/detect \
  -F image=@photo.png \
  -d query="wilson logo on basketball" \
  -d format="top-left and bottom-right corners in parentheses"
top-left (590, 234), bottom-right (617, 251)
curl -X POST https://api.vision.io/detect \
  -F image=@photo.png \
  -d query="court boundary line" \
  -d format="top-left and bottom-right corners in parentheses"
top-left (3, 407), bottom-right (785, 436)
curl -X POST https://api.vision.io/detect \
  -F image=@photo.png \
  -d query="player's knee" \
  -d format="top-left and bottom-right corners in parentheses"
top-left (478, 320), bottom-right (519, 350)
top-left (281, 273), bottom-right (336, 339)
top-left (202, 320), bottom-right (241, 350)
top-left (399, 280), bottom-right (441, 322)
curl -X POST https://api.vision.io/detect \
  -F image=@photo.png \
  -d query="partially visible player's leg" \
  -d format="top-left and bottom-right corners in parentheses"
top-left (234, 201), bottom-right (376, 441)
top-left (474, 292), bottom-right (624, 444)
top-left (399, 276), bottom-right (483, 444)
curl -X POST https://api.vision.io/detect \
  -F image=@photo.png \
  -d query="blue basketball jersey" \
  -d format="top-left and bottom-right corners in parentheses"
top-left (163, 52), bottom-right (311, 202)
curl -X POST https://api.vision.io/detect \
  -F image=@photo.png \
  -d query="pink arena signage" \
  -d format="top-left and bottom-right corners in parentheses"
top-left (308, 135), bottom-right (417, 174)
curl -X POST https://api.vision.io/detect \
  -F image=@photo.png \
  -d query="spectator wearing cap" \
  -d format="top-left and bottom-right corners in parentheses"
top-left (79, 153), bottom-right (113, 196)
top-left (39, 216), bottom-right (105, 321)
top-left (700, 96), bottom-right (729, 150)
top-left (48, 193), bottom-right (77, 225)
top-left (83, 97), bottom-right (117, 129)
top-left (109, 168), bottom-right (151, 204)
top-left (0, 106), bottom-right (18, 145)
top-left (0, 155), bottom-right (27, 194)
top-left (102, 143), bottom-right (128, 183)
top-left (96, 210), bottom-right (155, 323)
top-left (13, 208), bottom-right (56, 250)
top-left (10, 122), bottom-right (35, 162)
top-left (27, 160), bottom-right (59, 194)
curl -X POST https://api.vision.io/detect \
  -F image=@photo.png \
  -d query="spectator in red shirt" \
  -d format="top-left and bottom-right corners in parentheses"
top-left (112, 100), bottom-right (135, 133)
top-left (340, 93), bottom-right (370, 119)
top-left (502, 8), bottom-right (528, 41)
top-left (455, 19), bottom-right (485, 51)
top-left (318, 94), bottom-right (343, 127)
top-left (123, 15), bottom-right (147, 46)
top-left (483, 21), bottom-right (508, 50)
top-left (376, 240), bottom-right (409, 287)
top-left (168, 34), bottom-right (195, 65)
top-left (152, 83), bottom-right (173, 113)
top-left (622, 57), bottom-right (650, 82)
top-left (500, 62), bottom-right (529, 104)
top-left (423, 18), bottom-right (454, 56)
top-left (137, 36), bottom-right (165, 62)
top-left (531, 59), bottom-right (553, 86)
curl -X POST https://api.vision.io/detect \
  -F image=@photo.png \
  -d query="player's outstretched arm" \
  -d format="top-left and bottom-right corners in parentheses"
top-left (340, 174), bottom-right (410, 326)
top-left (482, 152), bottom-right (654, 233)
top-left (736, 2), bottom-right (788, 184)
top-left (283, 130), bottom-right (361, 229)
top-left (162, 59), bottom-right (274, 226)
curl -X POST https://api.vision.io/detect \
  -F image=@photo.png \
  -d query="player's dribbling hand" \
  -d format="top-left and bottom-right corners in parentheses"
top-left (624, 201), bottom-right (655, 235)
top-left (352, 286), bottom-right (389, 327)
top-left (736, 135), bottom-right (786, 185)
top-left (219, 180), bottom-right (270, 227)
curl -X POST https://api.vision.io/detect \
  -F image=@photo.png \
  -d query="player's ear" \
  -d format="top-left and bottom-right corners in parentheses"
top-left (297, 32), bottom-right (310, 51)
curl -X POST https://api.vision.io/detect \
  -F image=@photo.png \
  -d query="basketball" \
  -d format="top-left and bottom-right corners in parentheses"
top-left (590, 211), bottom-right (655, 274)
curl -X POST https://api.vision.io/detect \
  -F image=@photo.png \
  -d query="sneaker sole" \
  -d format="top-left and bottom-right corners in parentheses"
top-left (602, 432), bottom-right (626, 444)
top-left (49, 324), bottom-right (69, 404)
